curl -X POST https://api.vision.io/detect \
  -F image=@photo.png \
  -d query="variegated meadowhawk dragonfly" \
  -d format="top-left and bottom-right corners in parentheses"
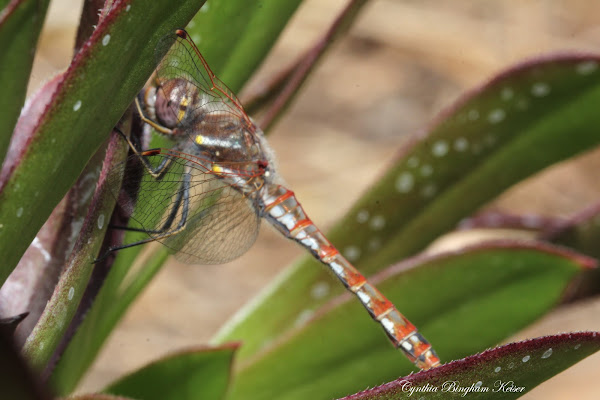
top-left (103, 29), bottom-right (440, 369)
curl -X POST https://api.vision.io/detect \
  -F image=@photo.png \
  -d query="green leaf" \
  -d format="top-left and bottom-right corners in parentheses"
top-left (227, 241), bottom-right (592, 400)
top-left (103, 344), bottom-right (238, 400)
top-left (338, 332), bottom-right (600, 400)
top-left (49, 244), bottom-right (168, 395)
top-left (0, 0), bottom-right (203, 285)
top-left (21, 130), bottom-right (129, 372)
top-left (0, 0), bottom-right (50, 164)
top-left (214, 54), bottom-right (600, 359)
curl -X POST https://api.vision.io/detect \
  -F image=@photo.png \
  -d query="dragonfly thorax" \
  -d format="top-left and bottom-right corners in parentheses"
top-left (191, 123), bottom-right (275, 197)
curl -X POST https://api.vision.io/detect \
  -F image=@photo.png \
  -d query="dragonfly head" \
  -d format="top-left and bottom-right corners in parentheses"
top-left (142, 77), bottom-right (198, 135)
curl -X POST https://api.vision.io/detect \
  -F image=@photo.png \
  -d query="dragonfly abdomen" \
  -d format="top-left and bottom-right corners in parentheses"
top-left (261, 184), bottom-right (440, 369)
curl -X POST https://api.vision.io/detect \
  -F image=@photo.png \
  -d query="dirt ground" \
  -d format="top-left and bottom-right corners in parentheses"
top-left (31, 0), bottom-right (600, 398)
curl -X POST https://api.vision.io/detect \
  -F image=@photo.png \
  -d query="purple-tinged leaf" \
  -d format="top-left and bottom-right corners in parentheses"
top-left (339, 332), bottom-right (600, 400)
top-left (0, 75), bottom-right (106, 345)
top-left (253, 0), bottom-right (370, 131)
top-left (0, 311), bottom-right (28, 335)
top-left (21, 129), bottom-right (129, 374)
top-left (458, 211), bottom-right (565, 233)
top-left (0, 74), bottom-right (62, 187)
top-left (74, 0), bottom-right (113, 53)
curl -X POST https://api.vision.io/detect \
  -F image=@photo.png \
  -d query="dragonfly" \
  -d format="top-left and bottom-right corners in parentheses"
top-left (103, 29), bottom-right (440, 370)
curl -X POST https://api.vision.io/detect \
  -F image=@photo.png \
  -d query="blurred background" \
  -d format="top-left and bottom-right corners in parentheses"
top-left (31, 0), bottom-right (600, 398)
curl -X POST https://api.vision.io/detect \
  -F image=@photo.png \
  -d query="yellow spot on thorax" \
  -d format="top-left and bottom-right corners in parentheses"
top-left (212, 164), bottom-right (223, 174)
top-left (195, 135), bottom-right (204, 145)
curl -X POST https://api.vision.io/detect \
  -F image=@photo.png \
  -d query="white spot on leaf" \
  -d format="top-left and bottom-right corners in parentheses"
top-left (102, 34), bottom-right (111, 46)
top-left (488, 108), bottom-right (506, 124)
top-left (522, 355), bottom-right (530, 362)
top-left (344, 246), bottom-right (361, 261)
top-left (432, 140), bottom-right (449, 157)
top-left (73, 100), bottom-right (82, 111)
top-left (369, 215), bottom-right (385, 230)
top-left (494, 366), bottom-right (501, 373)
top-left (531, 82), bottom-right (550, 97)
top-left (395, 172), bottom-right (414, 193)
top-left (16, 207), bottom-right (23, 217)
top-left (68, 287), bottom-right (75, 301)
top-left (311, 282), bottom-right (330, 299)
top-left (97, 214), bottom-right (105, 229)
top-left (576, 60), bottom-right (598, 75)
top-left (541, 348), bottom-right (553, 359)
top-left (356, 210), bottom-right (369, 223)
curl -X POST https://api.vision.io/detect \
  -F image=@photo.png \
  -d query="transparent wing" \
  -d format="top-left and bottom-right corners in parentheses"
top-left (154, 30), bottom-right (253, 131)
top-left (107, 151), bottom-right (261, 264)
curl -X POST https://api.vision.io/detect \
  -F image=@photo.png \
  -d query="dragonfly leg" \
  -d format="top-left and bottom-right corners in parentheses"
top-left (134, 96), bottom-right (174, 135)
top-left (114, 126), bottom-right (174, 180)
top-left (96, 170), bottom-right (192, 262)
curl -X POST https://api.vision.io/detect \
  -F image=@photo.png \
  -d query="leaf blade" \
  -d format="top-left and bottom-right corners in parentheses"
top-left (227, 241), bottom-right (592, 400)
top-left (0, 0), bottom-right (50, 163)
top-left (339, 332), bottom-right (600, 400)
top-left (104, 344), bottom-right (238, 400)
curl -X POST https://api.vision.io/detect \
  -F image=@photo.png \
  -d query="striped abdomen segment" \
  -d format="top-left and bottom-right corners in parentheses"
top-left (261, 184), bottom-right (440, 369)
